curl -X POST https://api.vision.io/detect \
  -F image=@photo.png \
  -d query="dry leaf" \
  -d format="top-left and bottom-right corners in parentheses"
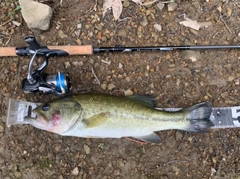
top-left (103, 0), bottom-right (113, 18)
top-left (112, 0), bottom-right (123, 20)
top-left (132, 0), bottom-right (144, 5)
top-left (179, 17), bottom-right (212, 31)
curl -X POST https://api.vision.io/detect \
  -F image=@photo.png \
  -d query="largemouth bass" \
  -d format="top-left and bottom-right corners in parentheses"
top-left (25, 93), bottom-right (214, 143)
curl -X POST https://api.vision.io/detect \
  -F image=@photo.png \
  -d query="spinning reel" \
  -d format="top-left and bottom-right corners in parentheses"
top-left (21, 35), bottom-right (72, 95)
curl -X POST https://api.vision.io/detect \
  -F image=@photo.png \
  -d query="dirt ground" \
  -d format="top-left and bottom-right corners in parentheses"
top-left (1, 0), bottom-right (240, 178)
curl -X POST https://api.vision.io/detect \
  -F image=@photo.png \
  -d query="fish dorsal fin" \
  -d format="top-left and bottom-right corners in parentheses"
top-left (127, 95), bottom-right (156, 108)
top-left (134, 133), bottom-right (161, 143)
top-left (83, 113), bottom-right (109, 128)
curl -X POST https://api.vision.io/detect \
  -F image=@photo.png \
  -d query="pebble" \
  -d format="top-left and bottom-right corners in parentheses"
top-left (58, 30), bottom-right (68, 38)
top-left (155, 2), bottom-right (165, 11)
top-left (235, 79), bottom-right (239, 85)
top-left (12, 21), bottom-right (21, 27)
top-left (228, 76), bottom-right (234, 81)
top-left (108, 83), bottom-right (116, 90)
top-left (119, 63), bottom-right (123, 68)
top-left (22, 65), bottom-right (28, 71)
top-left (140, 18), bottom-right (148, 27)
top-left (124, 89), bottom-right (133, 96)
top-left (149, 83), bottom-right (154, 89)
top-left (117, 29), bottom-right (128, 38)
top-left (77, 23), bottom-right (82, 29)
top-left (175, 131), bottom-right (183, 141)
top-left (89, 58), bottom-right (94, 64)
top-left (84, 144), bottom-right (91, 154)
top-left (114, 169), bottom-right (120, 176)
top-left (76, 39), bottom-right (81, 45)
top-left (123, 0), bottom-right (130, 7)
top-left (64, 62), bottom-right (71, 69)
top-left (101, 84), bottom-right (107, 90)
top-left (168, 2), bottom-right (178, 11)
top-left (153, 24), bottom-right (162, 32)
top-left (71, 167), bottom-right (79, 176)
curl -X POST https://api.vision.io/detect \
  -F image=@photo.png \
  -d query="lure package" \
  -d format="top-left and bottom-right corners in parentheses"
top-left (6, 98), bottom-right (41, 127)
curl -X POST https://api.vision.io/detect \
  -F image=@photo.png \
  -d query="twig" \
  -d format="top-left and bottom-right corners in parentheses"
top-left (219, 14), bottom-right (232, 34)
top-left (163, 160), bottom-right (189, 166)
top-left (91, 67), bottom-right (100, 85)
top-left (85, 0), bottom-right (98, 14)
top-left (216, 158), bottom-right (225, 177)
top-left (142, 0), bottom-right (159, 6)
top-left (4, 37), bottom-right (11, 47)
top-left (101, 60), bottom-right (111, 65)
top-left (93, 0), bottom-right (98, 11)
top-left (124, 137), bottom-right (148, 145)
top-left (0, 17), bottom-right (13, 26)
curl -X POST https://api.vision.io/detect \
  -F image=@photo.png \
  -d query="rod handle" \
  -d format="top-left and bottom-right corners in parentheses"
top-left (0, 47), bottom-right (17, 56)
top-left (0, 45), bottom-right (93, 57)
top-left (48, 45), bottom-right (93, 55)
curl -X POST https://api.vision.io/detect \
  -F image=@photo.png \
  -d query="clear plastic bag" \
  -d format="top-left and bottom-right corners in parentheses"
top-left (6, 98), bottom-right (41, 127)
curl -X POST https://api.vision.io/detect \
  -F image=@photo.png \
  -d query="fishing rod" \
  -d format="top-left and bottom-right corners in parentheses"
top-left (0, 35), bottom-right (240, 95)
top-left (0, 36), bottom-right (240, 56)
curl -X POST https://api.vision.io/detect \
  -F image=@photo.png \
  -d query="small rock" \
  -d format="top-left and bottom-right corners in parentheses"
top-left (124, 89), bottom-right (133, 96)
top-left (84, 144), bottom-right (91, 154)
top-left (114, 169), bottom-right (120, 176)
top-left (149, 83), bottom-right (154, 88)
top-left (175, 131), bottom-right (183, 141)
top-left (22, 65), bottom-right (28, 71)
top-left (154, 24), bottom-right (162, 32)
top-left (19, 0), bottom-right (52, 31)
top-left (117, 29), bottom-right (128, 38)
top-left (118, 160), bottom-right (125, 167)
top-left (64, 62), bottom-right (71, 68)
top-left (71, 167), bottom-right (79, 176)
top-left (119, 63), bottom-right (123, 68)
top-left (108, 83), bottom-right (116, 90)
top-left (123, 0), bottom-right (130, 7)
top-left (58, 30), bottom-right (68, 38)
top-left (228, 76), bottom-right (234, 81)
top-left (88, 31), bottom-right (93, 38)
top-left (12, 21), bottom-right (21, 27)
top-left (226, 7), bottom-right (232, 17)
top-left (140, 18), bottom-right (148, 27)
top-left (189, 29), bottom-right (198, 36)
top-left (235, 79), bottom-right (239, 85)
top-left (101, 84), bottom-right (107, 90)
top-left (155, 2), bottom-right (165, 11)
top-left (77, 23), bottom-right (82, 29)
top-left (168, 2), bottom-right (178, 11)
top-left (76, 39), bottom-right (81, 45)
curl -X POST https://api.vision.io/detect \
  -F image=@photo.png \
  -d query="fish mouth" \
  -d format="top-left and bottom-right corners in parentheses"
top-left (24, 110), bottom-right (50, 130)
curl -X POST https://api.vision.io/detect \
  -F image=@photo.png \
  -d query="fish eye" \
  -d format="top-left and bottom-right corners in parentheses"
top-left (42, 103), bottom-right (50, 111)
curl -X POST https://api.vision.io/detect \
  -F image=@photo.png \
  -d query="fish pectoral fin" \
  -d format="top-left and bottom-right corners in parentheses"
top-left (134, 133), bottom-right (161, 144)
top-left (83, 112), bottom-right (109, 128)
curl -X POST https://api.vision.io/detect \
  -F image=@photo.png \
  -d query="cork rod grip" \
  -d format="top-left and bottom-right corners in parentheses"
top-left (0, 45), bottom-right (93, 57)
top-left (0, 47), bottom-right (17, 56)
top-left (48, 45), bottom-right (93, 55)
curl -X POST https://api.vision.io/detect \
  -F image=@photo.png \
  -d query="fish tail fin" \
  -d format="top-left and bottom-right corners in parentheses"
top-left (183, 102), bottom-right (214, 132)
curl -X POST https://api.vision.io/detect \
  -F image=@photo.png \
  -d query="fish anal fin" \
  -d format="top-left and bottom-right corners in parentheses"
top-left (134, 133), bottom-right (161, 144)
top-left (83, 113), bottom-right (109, 128)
